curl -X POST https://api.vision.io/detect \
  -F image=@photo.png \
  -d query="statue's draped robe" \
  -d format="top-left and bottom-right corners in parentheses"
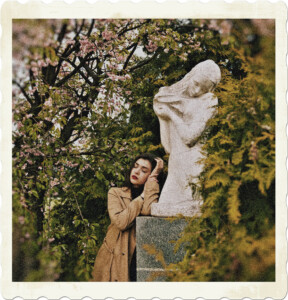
top-left (153, 93), bottom-right (218, 205)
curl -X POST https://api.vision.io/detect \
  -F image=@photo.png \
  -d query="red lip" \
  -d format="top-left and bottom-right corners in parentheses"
top-left (131, 175), bottom-right (138, 180)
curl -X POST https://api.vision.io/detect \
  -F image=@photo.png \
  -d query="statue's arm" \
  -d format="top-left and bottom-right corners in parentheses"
top-left (158, 117), bottom-right (171, 154)
top-left (154, 101), bottom-right (183, 154)
top-left (153, 100), bottom-right (182, 120)
top-left (170, 97), bottom-right (217, 147)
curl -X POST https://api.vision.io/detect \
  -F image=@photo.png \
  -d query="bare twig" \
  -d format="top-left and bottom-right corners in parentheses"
top-left (117, 20), bottom-right (151, 37)
top-left (13, 80), bottom-right (33, 106)
top-left (73, 193), bottom-right (89, 238)
top-left (129, 49), bottom-right (160, 72)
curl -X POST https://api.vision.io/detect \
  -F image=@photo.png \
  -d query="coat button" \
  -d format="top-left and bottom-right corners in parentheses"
top-left (122, 253), bottom-right (125, 255)
top-left (115, 279), bottom-right (118, 282)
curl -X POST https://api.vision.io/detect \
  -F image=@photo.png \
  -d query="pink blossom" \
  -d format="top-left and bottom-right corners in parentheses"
top-left (50, 178), bottom-right (60, 187)
top-left (117, 55), bottom-right (125, 62)
top-left (107, 73), bottom-right (117, 81)
top-left (79, 37), bottom-right (97, 55)
top-left (48, 237), bottom-right (55, 243)
top-left (102, 29), bottom-right (114, 41)
top-left (208, 20), bottom-right (220, 31)
top-left (20, 199), bottom-right (28, 208)
top-left (18, 216), bottom-right (25, 224)
top-left (66, 40), bottom-right (75, 45)
top-left (46, 97), bottom-right (52, 107)
top-left (31, 67), bottom-right (39, 76)
top-left (145, 40), bottom-right (158, 52)
top-left (219, 20), bottom-right (232, 36)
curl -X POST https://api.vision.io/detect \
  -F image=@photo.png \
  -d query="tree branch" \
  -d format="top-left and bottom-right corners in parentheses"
top-left (48, 151), bottom-right (100, 157)
top-left (66, 59), bottom-right (93, 85)
top-left (76, 19), bottom-right (85, 39)
top-left (87, 19), bottom-right (95, 37)
top-left (78, 57), bottom-right (99, 83)
top-left (12, 80), bottom-right (33, 106)
top-left (55, 53), bottom-right (92, 87)
top-left (123, 41), bottom-right (138, 70)
top-left (56, 23), bottom-right (68, 54)
top-left (117, 20), bottom-right (151, 37)
top-left (129, 49), bottom-right (160, 72)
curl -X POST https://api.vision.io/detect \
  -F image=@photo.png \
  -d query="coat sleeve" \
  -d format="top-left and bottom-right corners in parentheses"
top-left (140, 181), bottom-right (160, 216)
top-left (108, 188), bottom-right (144, 231)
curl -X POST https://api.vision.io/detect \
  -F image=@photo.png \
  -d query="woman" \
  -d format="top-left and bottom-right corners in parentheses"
top-left (91, 154), bottom-right (164, 282)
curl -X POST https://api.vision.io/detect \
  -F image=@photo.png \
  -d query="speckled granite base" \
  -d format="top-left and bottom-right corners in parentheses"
top-left (151, 201), bottom-right (202, 217)
top-left (136, 216), bottom-right (188, 282)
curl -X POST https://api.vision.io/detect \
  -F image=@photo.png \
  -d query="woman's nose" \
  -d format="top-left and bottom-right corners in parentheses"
top-left (134, 168), bottom-right (140, 174)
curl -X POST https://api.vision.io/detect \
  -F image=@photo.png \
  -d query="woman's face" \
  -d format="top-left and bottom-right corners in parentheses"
top-left (130, 158), bottom-right (152, 188)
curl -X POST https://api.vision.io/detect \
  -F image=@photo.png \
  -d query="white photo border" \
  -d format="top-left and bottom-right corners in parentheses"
top-left (1, 1), bottom-right (287, 299)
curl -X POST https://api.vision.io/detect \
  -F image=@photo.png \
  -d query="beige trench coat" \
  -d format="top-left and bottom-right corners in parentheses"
top-left (91, 180), bottom-right (159, 282)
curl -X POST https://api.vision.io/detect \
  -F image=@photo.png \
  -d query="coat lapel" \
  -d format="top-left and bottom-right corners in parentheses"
top-left (119, 187), bottom-right (132, 208)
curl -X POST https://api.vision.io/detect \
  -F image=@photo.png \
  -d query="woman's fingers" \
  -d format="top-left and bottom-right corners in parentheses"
top-left (154, 158), bottom-right (164, 171)
top-left (155, 157), bottom-right (164, 169)
top-left (150, 157), bottom-right (164, 178)
top-left (148, 176), bottom-right (158, 182)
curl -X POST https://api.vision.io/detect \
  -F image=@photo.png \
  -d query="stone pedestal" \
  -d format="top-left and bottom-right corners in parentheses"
top-left (151, 200), bottom-right (202, 217)
top-left (136, 216), bottom-right (187, 282)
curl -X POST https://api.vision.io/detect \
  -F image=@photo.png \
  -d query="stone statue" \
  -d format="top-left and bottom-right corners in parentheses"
top-left (151, 60), bottom-right (221, 217)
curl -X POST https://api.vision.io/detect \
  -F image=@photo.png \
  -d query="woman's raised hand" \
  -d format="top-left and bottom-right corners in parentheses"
top-left (141, 158), bottom-right (164, 199)
top-left (150, 157), bottom-right (164, 178)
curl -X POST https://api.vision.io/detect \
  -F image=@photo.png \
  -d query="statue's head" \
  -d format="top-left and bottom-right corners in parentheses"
top-left (154, 59), bottom-right (221, 102)
top-left (185, 60), bottom-right (221, 97)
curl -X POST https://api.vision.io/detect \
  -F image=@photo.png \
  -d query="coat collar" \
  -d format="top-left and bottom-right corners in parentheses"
top-left (119, 187), bottom-right (132, 199)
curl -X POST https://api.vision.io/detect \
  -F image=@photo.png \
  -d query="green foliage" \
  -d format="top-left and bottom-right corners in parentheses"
top-left (166, 20), bottom-right (275, 282)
